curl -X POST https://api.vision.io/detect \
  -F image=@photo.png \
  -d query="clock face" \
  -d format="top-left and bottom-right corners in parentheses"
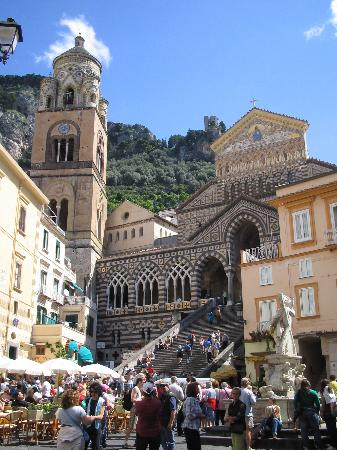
top-left (58, 123), bottom-right (70, 135)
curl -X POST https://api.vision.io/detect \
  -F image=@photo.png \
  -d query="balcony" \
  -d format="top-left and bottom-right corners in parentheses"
top-left (64, 295), bottom-right (97, 311)
top-left (32, 322), bottom-right (86, 346)
top-left (325, 229), bottom-right (337, 246)
top-left (241, 242), bottom-right (279, 264)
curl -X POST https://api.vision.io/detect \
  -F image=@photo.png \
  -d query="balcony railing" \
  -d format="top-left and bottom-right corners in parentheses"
top-left (37, 313), bottom-right (58, 325)
top-left (64, 296), bottom-right (97, 311)
top-left (325, 229), bottom-right (337, 246)
top-left (241, 242), bottom-right (279, 263)
top-left (258, 320), bottom-right (272, 332)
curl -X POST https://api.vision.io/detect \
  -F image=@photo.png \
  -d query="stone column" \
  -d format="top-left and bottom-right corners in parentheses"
top-left (57, 141), bottom-right (61, 162)
top-left (226, 270), bottom-right (234, 305)
top-left (65, 141), bottom-right (69, 162)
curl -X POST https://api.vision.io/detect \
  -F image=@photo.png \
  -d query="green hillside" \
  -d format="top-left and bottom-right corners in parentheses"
top-left (0, 74), bottom-right (217, 212)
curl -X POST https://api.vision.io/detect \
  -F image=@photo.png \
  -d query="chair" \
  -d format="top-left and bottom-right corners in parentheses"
top-left (12, 407), bottom-right (28, 432)
top-left (26, 409), bottom-right (45, 444)
top-left (112, 404), bottom-right (130, 431)
top-left (9, 410), bottom-right (22, 443)
top-left (0, 413), bottom-right (18, 444)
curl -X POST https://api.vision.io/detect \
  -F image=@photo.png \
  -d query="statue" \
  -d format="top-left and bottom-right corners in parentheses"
top-left (269, 293), bottom-right (297, 356)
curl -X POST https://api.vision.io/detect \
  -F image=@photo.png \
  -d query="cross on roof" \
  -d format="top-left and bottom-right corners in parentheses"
top-left (250, 98), bottom-right (258, 108)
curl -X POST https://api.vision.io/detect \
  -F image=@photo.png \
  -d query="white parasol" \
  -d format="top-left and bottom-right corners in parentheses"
top-left (81, 364), bottom-right (119, 378)
top-left (7, 358), bottom-right (51, 376)
top-left (41, 358), bottom-right (82, 375)
top-left (0, 356), bottom-right (11, 372)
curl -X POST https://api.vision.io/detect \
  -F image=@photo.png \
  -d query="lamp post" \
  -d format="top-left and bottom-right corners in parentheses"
top-left (0, 18), bottom-right (23, 65)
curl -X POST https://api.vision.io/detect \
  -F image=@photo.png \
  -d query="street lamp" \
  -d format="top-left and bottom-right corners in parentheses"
top-left (0, 18), bottom-right (23, 65)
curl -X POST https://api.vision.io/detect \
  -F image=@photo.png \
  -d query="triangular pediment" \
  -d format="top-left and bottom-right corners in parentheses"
top-left (189, 197), bottom-right (279, 245)
top-left (106, 200), bottom-right (154, 228)
top-left (211, 108), bottom-right (309, 155)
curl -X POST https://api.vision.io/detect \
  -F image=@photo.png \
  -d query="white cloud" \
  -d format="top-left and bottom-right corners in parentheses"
top-left (36, 15), bottom-right (111, 67)
top-left (331, 0), bottom-right (337, 28)
top-left (304, 24), bottom-right (325, 40)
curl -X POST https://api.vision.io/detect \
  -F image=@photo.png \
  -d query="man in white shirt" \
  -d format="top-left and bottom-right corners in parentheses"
top-left (169, 376), bottom-right (184, 402)
top-left (41, 378), bottom-right (51, 398)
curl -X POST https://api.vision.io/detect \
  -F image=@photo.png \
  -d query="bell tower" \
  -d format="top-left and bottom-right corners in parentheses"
top-left (30, 35), bottom-right (108, 295)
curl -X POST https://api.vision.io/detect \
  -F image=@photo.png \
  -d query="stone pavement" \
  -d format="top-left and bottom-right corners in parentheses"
top-left (5, 432), bottom-right (232, 449)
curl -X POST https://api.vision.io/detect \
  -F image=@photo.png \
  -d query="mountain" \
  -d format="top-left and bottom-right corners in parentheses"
top-left (0, 74), bottom-right (217, 212)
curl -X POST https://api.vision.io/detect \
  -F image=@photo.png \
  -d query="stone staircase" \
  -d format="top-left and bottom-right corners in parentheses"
top-left (137, 306), bottom-right (243, 377)
top-left (200, 425), bottom-right (330, 449)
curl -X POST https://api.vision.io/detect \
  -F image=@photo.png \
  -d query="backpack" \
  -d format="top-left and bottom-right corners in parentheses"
top-left (122, 391), bottom-right (133, 411)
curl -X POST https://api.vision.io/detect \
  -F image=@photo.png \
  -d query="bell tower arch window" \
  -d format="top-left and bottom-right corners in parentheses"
top-left (64, 87), bottom-right (74, 106)
top-left (48, 199), bottom-right (58, 223)
top-left (59, 199), bottom-right (68, 231)
top-left (46, 96), bottom-right (53, 109)
top-left (53, 137), bottom-right (75, 162)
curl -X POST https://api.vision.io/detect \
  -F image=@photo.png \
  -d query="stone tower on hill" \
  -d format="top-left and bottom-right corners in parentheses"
top-left (30, 35), bottom-right (108, 296)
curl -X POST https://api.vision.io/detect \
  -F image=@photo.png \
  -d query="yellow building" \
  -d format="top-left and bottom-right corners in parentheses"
top-left (0, 143), bottom-right (48, 358)
top-left (241, 171), bottom-right (337, 387)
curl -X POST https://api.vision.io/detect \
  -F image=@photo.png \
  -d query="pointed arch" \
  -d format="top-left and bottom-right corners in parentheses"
top-left (135, 265), bottom-right (160, 306)
top-left (107, 269), bottom-right (129, 309)
top-left (165, 261), bottom-right (191, 303)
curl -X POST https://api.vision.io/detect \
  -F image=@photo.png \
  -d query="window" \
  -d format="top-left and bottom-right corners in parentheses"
top-left (108, 233), bottom-right (112, 243)
top-left (42, 229), bottom-right (49, 251)
top-left (259, 266), bottom-right (273, 286)
top-left (123, 230), bottom-right (127, 240)
top-left (166, 262), bottom-right (191, 303)
top-left (108, 270), bottom-right (129, 309)
top-left (160, 228), bottom-right (163, 238)
top-left (36, 305), bottom-right (47, 324)
top-left (13, 301), bottom-right (18, 315)
top-left (40, 270), bottom-right (47, 293)
top-left (139, 227), bottom-right (143, 237)
top-left (49, 199), bottom-right (57, 223)
top-left (14, 262), bottom-right (22, 290)
top-left (53, 278), bottom-right (59, 297)
top-left (90, 93), bottom-right (96, 103)
top-left (299, 287), bottom-right (316, 317)
top-left (36, 345), bottom-right (45, 356)
top-left (55, 240), bottom-right (61, 261)
top-left (18, 206), bottom-right (26, 233)
top-left (299, 258), bottom-right (313, 278)
top-left (86, 315), bottom-right (94, 337)
top-left (292, 209), bottom-right (311, 243)
top-left (258, 299), bottom-right (277, 330)
top-left (65, 314), bottom-right (78, 329)
top-left (59, 199), bottom-right (68, 231)
top-left (131, 228), bottom-right (135, 238)
top-left (330, 203), bottom-right (337, 230)
top-left (136, 266), bottom-right (160, 306)
top-left (64, 87), bottom-right (74, 106)
top-left (116, 232), bottom-right (120, 242)
top-left (46, 96), bottom-right (52, 109)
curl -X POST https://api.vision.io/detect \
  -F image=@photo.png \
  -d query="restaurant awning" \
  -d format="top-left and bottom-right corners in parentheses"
top-left (71, 282), bottom-right (84, 294)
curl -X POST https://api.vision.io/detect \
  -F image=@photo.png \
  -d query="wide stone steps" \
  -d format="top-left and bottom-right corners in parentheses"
top-left (201, 425), bottom-right (330, 449)
top-left (136, 309), bottom-right (243, 377)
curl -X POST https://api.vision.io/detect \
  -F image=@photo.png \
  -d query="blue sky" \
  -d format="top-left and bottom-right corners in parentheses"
top-left (2, 0), bottom-right (337, 163)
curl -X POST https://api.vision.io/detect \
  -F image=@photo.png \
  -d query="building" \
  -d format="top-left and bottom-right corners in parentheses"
top-left (30, 208), bottom-right (97, 361)
top-left (30, 35), bottom-right (108, 295)
top-left (0, 143), bottom-right (49, 359)
top-left (95, 108), bottom-right (335, 365)
top-left (241, 171), bottom-right (337, 387)
top-left (104, 200), bottom-right (177, 255)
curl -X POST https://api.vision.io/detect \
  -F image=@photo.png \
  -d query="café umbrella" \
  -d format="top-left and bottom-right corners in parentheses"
top-left (0, 356), bottom-right (11, 372)
top-left (7, 358), bottom-right (51, 376)
top-left (81, 364), bottom-right (119, 378)
top-left (42, 358), bottom-right (81, 375)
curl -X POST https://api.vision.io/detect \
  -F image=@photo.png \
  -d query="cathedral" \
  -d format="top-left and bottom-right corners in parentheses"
top-left (30, 36), bottom-right (336, 365)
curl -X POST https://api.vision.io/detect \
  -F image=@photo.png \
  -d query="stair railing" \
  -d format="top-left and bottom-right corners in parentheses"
top-left (114, 298), bottom-right (218, 373)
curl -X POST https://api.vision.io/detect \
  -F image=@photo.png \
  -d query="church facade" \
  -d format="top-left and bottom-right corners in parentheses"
top-left (29, 37), bottom-right (336, 366)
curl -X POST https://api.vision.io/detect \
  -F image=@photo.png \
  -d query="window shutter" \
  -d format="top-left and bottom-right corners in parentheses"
top-left (270, 299), bottom-right (277, 320)
top-left (259, 267), bottom-right (265, 285)
top-left (300, 288), bottom-right (310, 316)
top-left (308, 287), bottom-right (315, 315)
top-left (331, 204), bottom-right (337, 230)
top-left (302, 211), bottom-right (311, 239)
top-left (305, 258), bottom-right (313, 277)
top-left (299, 259), bottom-right (305, 278)
top-left (267, 266), bottom-right (273, 284)
top-left (294, 213), bottom-right (302, 241)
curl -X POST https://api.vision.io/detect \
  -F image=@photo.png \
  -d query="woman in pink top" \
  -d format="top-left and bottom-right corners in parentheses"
top-left (216, 382), bottom-right (232, 425)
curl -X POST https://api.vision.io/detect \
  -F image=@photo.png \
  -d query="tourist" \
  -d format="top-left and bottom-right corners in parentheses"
top-left (215, 307), bottom-right (222, 323)
top-left (123, 374), bottom-right (146, 449)
top-left (221, 332), bottom-right (229, 350)
top-left (239, 378), bottom-right (256, 450)
top-left (182, 382), bottom-right (205, 450)
top-left (176, 345), bottom-right (183, 364)
top-left (25, 388), bottom-right (37, 404)
top-left (330, 374), bottom-right (337, 397)
top-left (263, 396), bottom-right (282, 439)
top-left (57, 389), bottom-right (102, 450)
top-left (207, 311), bottom-right (215, 324)
top-left (158, 339), bottom-right (165, 350)
top-left (225, 387), bottom-right (246, 450)
top-left (204, 381), bottom-right (217, 426)
top-left (82, 382), bottom-right (106, 450)
top-left (215, 381), bottom-right (232, 426)
top-left (159, 381), bottom-right (177, 450)
top-left (135, 382), bottom-right (162, 450)
top-left (0, 387), bottom-right (12, 404)
top-left (169, 377), bottom-right (184, 402)
top-left (12, 391), bottom-right (28, 407)
top-left (294, 378), bottom-right (321, 450)
top-left (320, 378), bottom-right (337, 448)
top-left (212, 340), bottom-right (220, 359)
top-left (184, 341), bottom-right (192, 363)
top-left (206, 343), bottom-right (213, 364)
top-left (199, 337), bottom-right (205, 353)
top-left (42, 376), bottom-right (52, 399)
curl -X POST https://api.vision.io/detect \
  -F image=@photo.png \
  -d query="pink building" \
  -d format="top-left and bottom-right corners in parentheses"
top-left (241, 171), bottom-right (337, 388)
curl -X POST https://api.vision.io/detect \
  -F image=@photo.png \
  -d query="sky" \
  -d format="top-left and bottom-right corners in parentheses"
top-left (2, 0), bottom-right (337, 164)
